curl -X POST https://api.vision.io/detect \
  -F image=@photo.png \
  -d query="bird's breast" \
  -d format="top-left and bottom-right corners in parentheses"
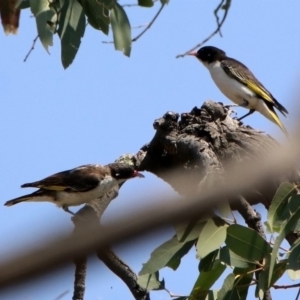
top-left (207, 62), bottom-right (258, 108)
top-left (56, 176), bottom-right (118, 207)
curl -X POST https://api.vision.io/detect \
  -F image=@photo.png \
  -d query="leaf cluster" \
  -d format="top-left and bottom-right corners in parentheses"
top-left (18, 0), bottom-right (166, 68)
top-left (138, 183), bottom-right (300, 299)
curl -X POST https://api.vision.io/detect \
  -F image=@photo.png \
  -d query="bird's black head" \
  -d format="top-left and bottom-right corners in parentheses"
top-left (109, 163), bottom-right (144, 180)
top-left (189, 46), bottom-right (226, 64)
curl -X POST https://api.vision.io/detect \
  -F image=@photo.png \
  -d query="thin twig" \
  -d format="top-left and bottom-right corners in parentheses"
top-left (132, 23), bottom-right (149, 29)
top-left (214, 0), bottom-right (225, 37)
top-left (132, 4), bottom-right (164, 42)
top-left (23, 35), bottom-right (39, 62)
top-left (273, 283), bottom-right (300, 290)
top-left (102, 3), bottom-right (165, 44)
top-left (176, 0), bottom-right (231, 58)
top-left (296, 288), bottom-right (300, 300)
top-left (54, 290), bottom-right (69, 300)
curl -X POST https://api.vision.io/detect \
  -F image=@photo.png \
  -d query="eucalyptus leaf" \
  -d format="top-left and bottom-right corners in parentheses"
top-left (174, 219), bottom-right (205, 242)
top-left (220, 247), bottom-right (253, 268)
top-left (197, 218), bottom-right (227, 259)
top-left (137, 272), bottom-right (165, 291)
top-left (287, 238), bottom-right (300, 280)
top-left (110, 3), bottom-right (131, 56)
top-left (217, 273), bottom-right (235, 300)
top-left (139, 236), bottom-right (194, 275)
top-left (268, 206), bottom-right (300, 285)
top-left (226, 224), bottom-right (270, 262)
top-left (58, 0), bottom-right (85, 68)
top-left (267, 182), bottom-right (296, 233)
top-left (233, 267), bottom-right (255, 300)
top-left (138, 0), bottom-right (154, 7)
top-left (81, 0), bottom-right (110, 34)
top-left (190, 260), bottom-right (226, 300)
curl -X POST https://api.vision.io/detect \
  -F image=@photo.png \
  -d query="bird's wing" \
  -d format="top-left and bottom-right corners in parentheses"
top-left (221, 58), bottom-right (288, 115)
top-left (21, 165), bottom-right (105, 192)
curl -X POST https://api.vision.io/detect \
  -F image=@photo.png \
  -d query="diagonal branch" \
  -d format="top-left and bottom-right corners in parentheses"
top-left (102, 3), bottom-right (165, 45)
top-left (23, 35), bottom-right (39, 62)
top-left (71, 155), bottom-right (149, 300)
top-left (131, 4), bottom-right (164, 42)
top-left (176, 0), bottom-right (231, 58)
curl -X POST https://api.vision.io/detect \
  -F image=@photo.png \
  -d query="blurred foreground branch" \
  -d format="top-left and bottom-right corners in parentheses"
top-left (1, 101), bottom-right (299, 298)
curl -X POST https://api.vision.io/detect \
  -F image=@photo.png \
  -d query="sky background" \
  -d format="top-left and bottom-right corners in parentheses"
top-left (1, 0), bottom-right (300, 299)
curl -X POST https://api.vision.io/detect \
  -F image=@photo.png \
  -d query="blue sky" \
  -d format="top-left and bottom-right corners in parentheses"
top-left (1, 0), bottom-right (300, 299)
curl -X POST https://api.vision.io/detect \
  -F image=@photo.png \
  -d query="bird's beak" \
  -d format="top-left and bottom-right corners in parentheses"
top-left (133, 170), bottom-right (145, 178)
top-left (187, 51), bottom-right (197, 56)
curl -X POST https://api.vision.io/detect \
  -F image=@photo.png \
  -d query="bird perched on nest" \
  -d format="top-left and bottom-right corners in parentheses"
top-left (188, 46), bottom-right (288, 135)
top-left (4, 163), bottom-right (144, 214)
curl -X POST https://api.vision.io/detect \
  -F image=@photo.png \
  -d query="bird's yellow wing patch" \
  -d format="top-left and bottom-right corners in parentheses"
top-left (221, 60), bottom-right (275, 104)
top-left (244, 80), bottom-right (274, 103)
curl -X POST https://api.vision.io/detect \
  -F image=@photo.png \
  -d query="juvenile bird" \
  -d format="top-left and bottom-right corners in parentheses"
top-left (188, 46), bottom-right (288, 135)
top-left (4, 163), bottom-right (144, 214)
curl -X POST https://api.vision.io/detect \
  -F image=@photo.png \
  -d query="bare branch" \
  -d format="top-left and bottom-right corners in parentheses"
top-left (23, 35), bottom-right (39, 62)
top-left (132, 4), bottom-right (164, 42)
top-left (176, 0), bottom-right (231, 58)
top-left (97, 248), bottom-right (149, 300)
top-left (273, 283), bottom-right (300, 290)
top-left (102, 3), bottom-right (165, 45)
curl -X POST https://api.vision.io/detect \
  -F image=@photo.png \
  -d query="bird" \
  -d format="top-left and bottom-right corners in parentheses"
top-left (188, 46), bottom-right (288, 135)
top-left (4, 163), bottom-right (144, 214)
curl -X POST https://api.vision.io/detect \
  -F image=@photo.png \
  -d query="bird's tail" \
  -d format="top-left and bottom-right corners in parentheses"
top-left (258, 101), bottom-right (289, 137)
top-left (4, 194), bottom-right (34, 206)
top-left (4, 190), bottom-right (54, 207)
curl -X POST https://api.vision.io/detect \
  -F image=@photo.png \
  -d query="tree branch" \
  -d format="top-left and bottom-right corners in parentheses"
top-left (176, 0), bottom-right (231, 58)
top-left (102, 3), bottom-right (165, 45)
top-left (97, 248), bottom-right (149, 300)
top-left (235, 196), bottom-right (272, 300)
top-left (23, 35), bottom-right (39, 62)
top-left (71, 155), bottom-right (149, 300)
top-left (131, 4), bottom-right (164, 42)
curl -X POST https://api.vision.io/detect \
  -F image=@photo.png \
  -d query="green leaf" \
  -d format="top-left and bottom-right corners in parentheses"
top-left (58, 0), bottom-right (85, 69)
top-left (30, 0), bottom-right (55, 52)
top-left (204, 290), bottom-right (218, 300)
top-left (197, 218), bottom-right (227, 259)
top-left (220, 247), bottom-right (253, 268)
top-left (271, 260), bottom-right (286, 284)
top-left (217, 273), bottom-right (235, 300)
top-left (268, 206), bottom-right (300, 285)
top-left (199, 250), bottom-right (219, 272)
top-left (139, 237), bottom-right (194, 275)
top-left (81, 0), bottom-right (110, 34)
top-left (138, 0), bottom-right (154, 7)
top-left (110, 3), bottom-right (131, 56)
top-left (160, 0), bottom-right (169, 4)
top-left (226, 224), bottom-right (270, 262)
top-left (137, 272), bottom-right (165, 291)
top-left (16, 0), bottom-right (30, 9)
top-left (255, 269), bottom-right (267, 300)
top-left (216, 202), bottom-right (232, 219)
top-left (233, 267), bottom-right (254, 300)
top-left (174, 219), bottom-right (205, 242)
top-left (267, 182), bottom-right (297, 233)
top-left (190, 260), bottom-right (226, 300)
top-left (288, 238), bottom-right (300, 280)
